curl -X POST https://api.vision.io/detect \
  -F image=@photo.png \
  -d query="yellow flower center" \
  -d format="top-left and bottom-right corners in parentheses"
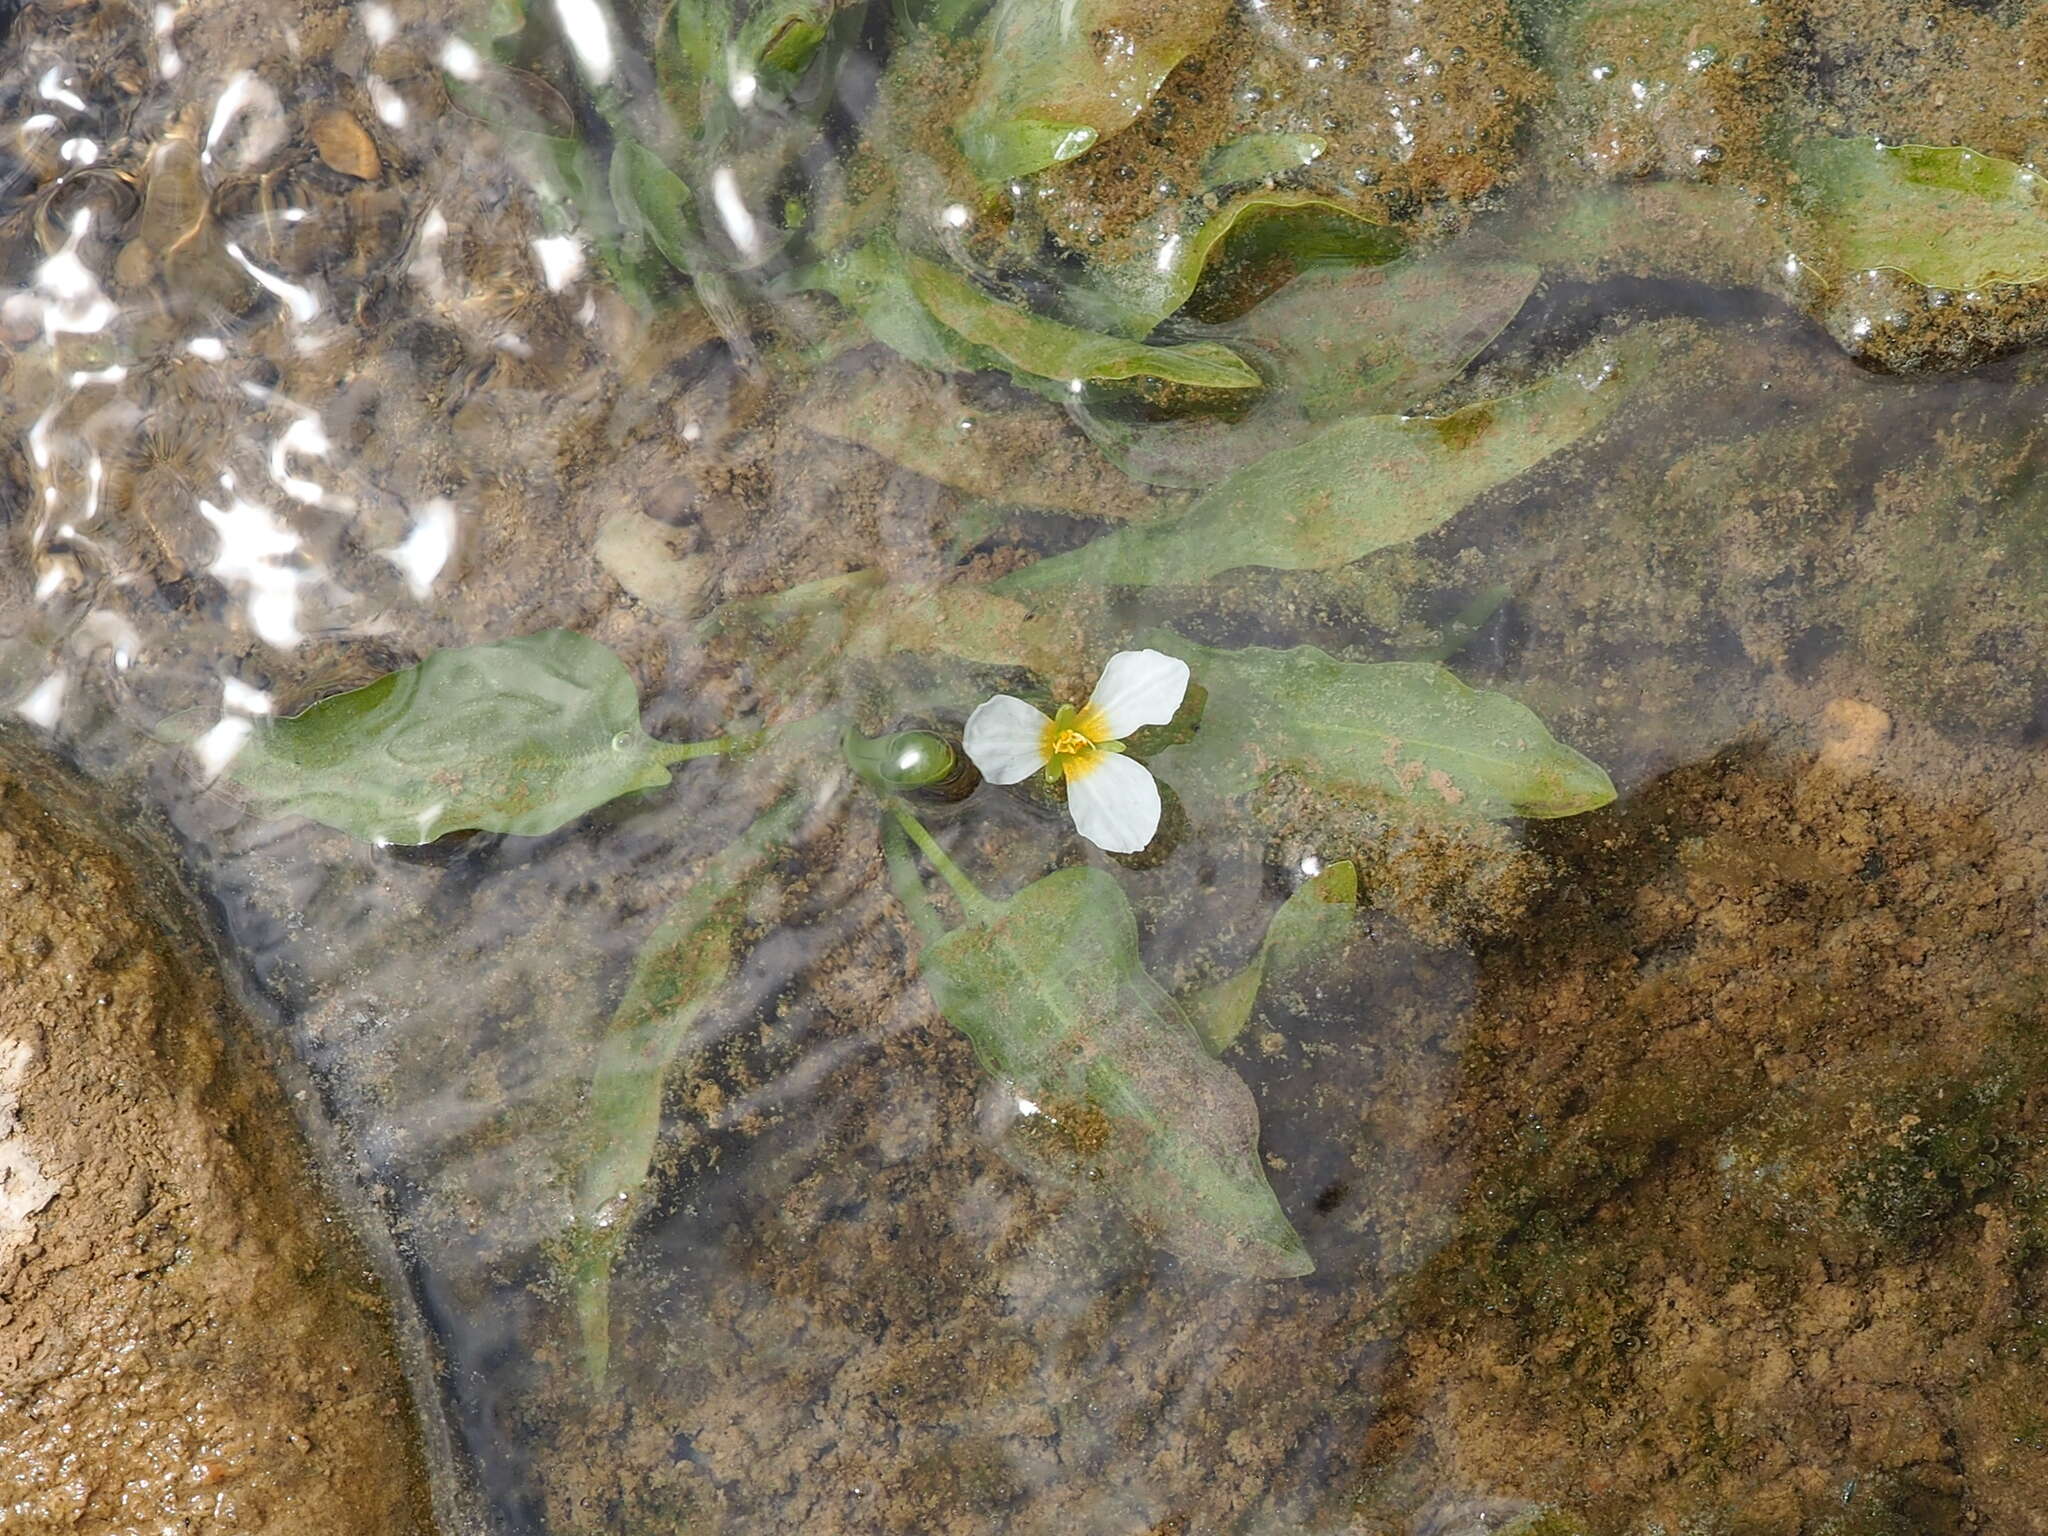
top-left (1039, 703), bottom-right (1123, 783)
top-left (1050, 728), bottom-right (1093, 758)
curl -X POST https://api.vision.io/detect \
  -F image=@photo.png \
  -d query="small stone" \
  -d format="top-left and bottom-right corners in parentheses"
top-left (312, 110), bottom-right (381, 180)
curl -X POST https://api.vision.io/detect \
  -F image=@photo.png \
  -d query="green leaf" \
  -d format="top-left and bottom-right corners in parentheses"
top-left (609, 138), bottom-right (701, 276)
top-left (1073, 255), bottom-right (1539, 489)
top-left (1185, 861), bottom-right (1357, 1055)
top-left (997, 354), bottom-right (1624, 591)
top-left (955, 0), bottom-right (1229, 182)
top-left (738, 1), bottom-right (832, 75)
top-left (227, 631), bottom-right (708, 845)
top-left (1794, 139), bottom-right (2048, 290)
top-left (905, 256), bottom-right (1261, 390)
top-left (656, 0), bottom-right (732, 117)
top-left (1201, 133), bottom-right (1328, 188)
top-left (568, 785), bottom-right (814, 1382)
top-left (1069, 190), bottom-right (1403, 338)
top-left (476, 0), bottom-right (528, 47)
top-left (1148, 633), bottom-right (1617, 821)
top-left (798, 241), bottom-right (990, 375)
top-left (704, 568), bottom-right (1081, 682)
top-left (797, 356), bottom-right (1164, 520)
top-left (1234, 257), bottom-right (1540, 424)
top-left (920, 865), bottom-right (1312, 1278)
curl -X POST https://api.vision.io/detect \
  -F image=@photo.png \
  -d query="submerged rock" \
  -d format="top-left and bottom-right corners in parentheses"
top-left (0, 727), bottom-right (440, 1532)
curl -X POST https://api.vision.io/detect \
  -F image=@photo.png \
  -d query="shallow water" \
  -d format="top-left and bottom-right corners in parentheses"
top-left (6, 0), bottom-right (2048, 1531)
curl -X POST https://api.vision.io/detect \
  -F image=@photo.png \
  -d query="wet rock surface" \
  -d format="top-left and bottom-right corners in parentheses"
top-left (0, 726), bottom-right (439, 1533)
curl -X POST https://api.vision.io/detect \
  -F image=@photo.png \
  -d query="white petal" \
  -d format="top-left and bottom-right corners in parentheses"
top-left (962, 694), bottom-right (1053, 784)
top-left (1084, 649), bottom-right (1190, 741)
top-left (1065, 752), bottom-right (1162, 854)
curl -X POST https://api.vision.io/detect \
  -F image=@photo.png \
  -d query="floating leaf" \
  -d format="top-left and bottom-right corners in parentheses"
top-left (569, 784), bottom-right (814, 1381)
top-left (906, 256), bottom-right (1260, 389)
top-left (918, 864), bottom-right (1312, 1277)
top-left (955, 0), bottom-right (1230, 182)
top-left (227, 631), bottom-right (714, 845)
top-left (1070, 190), bottom-right (1403, 338)
top-left (1794, 139), bottom-right (2048, 290)
top-left (998, 354), bottom-right (1624, 591)
top-left (1074, 256), bottom-right (1540, 488)
top-left (1186, 861), bottom-right (1358, 1055)
top-left (1202, 133), bottom-right (1328, 188)
top-left (1147, 634), bottom-right (1615, 820)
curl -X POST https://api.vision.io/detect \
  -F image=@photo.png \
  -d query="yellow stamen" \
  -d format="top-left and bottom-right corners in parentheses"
top-left (1050, 728), bottom-right (1092, 758)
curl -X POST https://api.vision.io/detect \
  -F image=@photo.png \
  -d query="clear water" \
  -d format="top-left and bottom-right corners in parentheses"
top-left (7, 0), bottom-right (2048, 1531)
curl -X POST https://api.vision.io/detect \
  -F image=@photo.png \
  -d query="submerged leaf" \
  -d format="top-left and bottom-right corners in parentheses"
top-left (1202, 133), bottom-right (1328, 187)
top-left (1185, 861), bottom-right (1358, 1055)
top-left (1232, 257), bottom-right (1540, 424)
top-left (999, 355), bottom-right (1624, 591)
top-left (956, 0), bottom-right (1230, 182)
top-left (737, 0), bottom-right (835, 75)
top-left (1150, 634), bottom-right (1616, 821)
top-left (609, 138), bottom-right (701, 276)
top-left (1074, 255), bottom-right (1540, 489)
top-left (798, 356), bottom-right (1163, 519)
top-left (227, 631), bottom-right (697, 844)
top-left (569, 785), bottom-right (815, 1381)
top-left (1794, 139), bottom-right (2048, 290)
top-left (706, 568), bottom-right (1080, 683)
top-left (800, 241), bottom-right (991, 375)
top-left (920, 865), bottom-right (1312, 1277)
top-left (1071, 190), bottom-right (1403, 338)
top-left (906, 257), bottom-right (1261, 390)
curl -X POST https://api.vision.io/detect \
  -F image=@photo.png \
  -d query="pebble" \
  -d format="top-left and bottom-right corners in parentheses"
top-left (312, 110), bottom-right (381, 180)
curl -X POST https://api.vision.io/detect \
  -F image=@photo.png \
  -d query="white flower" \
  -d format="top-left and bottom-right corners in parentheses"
top-left (962, 649), bottom-right (1190, 854)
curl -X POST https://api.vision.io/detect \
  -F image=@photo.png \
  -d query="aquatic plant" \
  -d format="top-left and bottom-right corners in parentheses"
top-left (217, 546), bottom-right (1611, 1381)
top-left (214, 0), bottom-right (2048, 1389)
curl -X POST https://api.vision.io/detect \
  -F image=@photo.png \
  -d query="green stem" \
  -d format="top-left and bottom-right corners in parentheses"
top-left (654, 731), bottom-right (763, 766)
top-left (887, 798), bottom-right (997, 924)
top-left (881, 819), bottom-right (947, 948)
